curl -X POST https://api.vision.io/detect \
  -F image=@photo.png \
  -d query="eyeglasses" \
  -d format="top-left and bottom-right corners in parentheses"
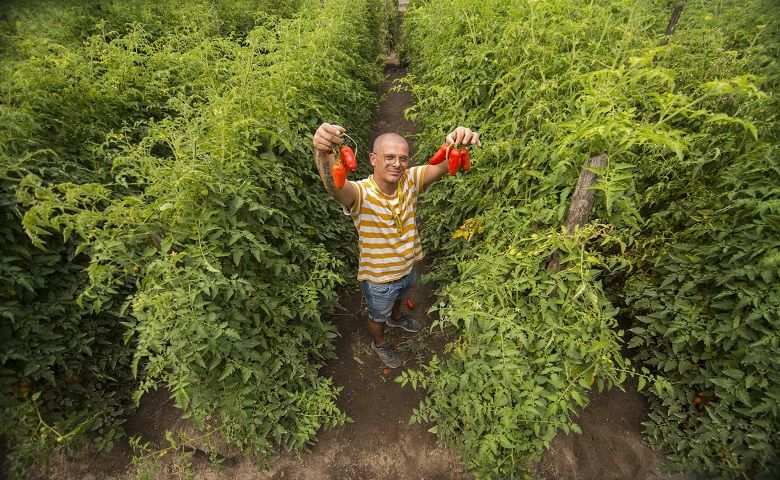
top-left (383, 154), bottom-right (410, 166)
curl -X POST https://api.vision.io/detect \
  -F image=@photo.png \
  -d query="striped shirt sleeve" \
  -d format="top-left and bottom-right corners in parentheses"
top-left (342, 181), bottom-right (364, 218)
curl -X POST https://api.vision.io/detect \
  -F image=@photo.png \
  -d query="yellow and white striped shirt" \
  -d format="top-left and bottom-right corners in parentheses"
top-left (345, 166), bottom-right (427, 283)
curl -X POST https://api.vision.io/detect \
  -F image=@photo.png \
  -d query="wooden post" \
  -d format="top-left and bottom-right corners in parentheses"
top-left (562, 154), bottom-right (608, 234)
top-left (548, 154), bottom-right (608, 270)
top-left (661, 1), bottom-right (686, 46)
top-left (653, 1), bottom-right (685, 63)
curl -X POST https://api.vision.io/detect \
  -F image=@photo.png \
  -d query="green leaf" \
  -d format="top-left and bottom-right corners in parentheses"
top-left (709, 377), bottom-right (735, 389)
top-left (723, 369), bottom-right (744, 380)
top-left (233, 249), bottom-right (244, 266)
top-left (499, 435), bottom-right (514, 449)
top-left (218, 364), bottom-right (235, 381)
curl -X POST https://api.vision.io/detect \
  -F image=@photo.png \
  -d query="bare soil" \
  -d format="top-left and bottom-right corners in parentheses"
top-left (24, 57), bottom-right (696, 480)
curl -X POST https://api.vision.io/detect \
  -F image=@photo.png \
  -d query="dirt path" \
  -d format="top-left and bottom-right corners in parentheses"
top-left (230, 55), bottom-right (470, 480)
top-left (29, 50), bottom-right (696, 480)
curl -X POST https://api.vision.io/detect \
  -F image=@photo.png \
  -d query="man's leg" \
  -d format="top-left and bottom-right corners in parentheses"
top-left (385, 268), bottom-right (421, 333)
top-left (361, 280), bottom-right (402, 368)
top-left (367, 316), bottom-right (401, 368)
top-left (390, 298), bottom-right (403, 323)
top-left (366, 317), bottom-right (386, 346)
top-left (386, 299), bottom-right (421, 333)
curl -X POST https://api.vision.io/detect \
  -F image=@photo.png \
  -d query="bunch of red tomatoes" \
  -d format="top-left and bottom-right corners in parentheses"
top-left (427, 143), bottom-right (471, 175)
top-left (331, 145), bottom-right (356, 189)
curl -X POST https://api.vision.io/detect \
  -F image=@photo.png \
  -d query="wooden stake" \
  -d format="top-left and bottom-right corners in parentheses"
top-left (548, 154), bottom-right (608, 270)
top-left (563, 154), bottom-right (608, 234)
top-left (653, 2), bottom-right (685, 63)
top-left (661, 1), bottom-right (686, 46)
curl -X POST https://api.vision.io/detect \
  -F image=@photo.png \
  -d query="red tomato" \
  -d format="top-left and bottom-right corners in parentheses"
top-left (405, 298), bottom-right (414, 310)
top-left (429, 144), bottom-right (448, 165)
top-left (460, 149), bottom-right (471, 172)
top-left (332, 161), bottom-right (347, 189)
top-left (448, 148), bottom-right (461, 176)
top-left (340, 146), bottom-right (357, 171)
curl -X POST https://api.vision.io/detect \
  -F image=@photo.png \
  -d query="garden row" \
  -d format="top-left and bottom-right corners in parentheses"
top-left (400, 0), bottom-right (779, 478)
top-left (0, 0), bottom-right (393, 477)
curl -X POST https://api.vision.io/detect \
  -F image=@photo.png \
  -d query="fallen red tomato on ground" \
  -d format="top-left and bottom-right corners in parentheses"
top-left (405, 298), bottom-right (414, 310)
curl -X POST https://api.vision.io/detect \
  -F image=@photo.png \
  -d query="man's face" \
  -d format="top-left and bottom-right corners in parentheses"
top-left (370, 137), bottom-right (410, 184)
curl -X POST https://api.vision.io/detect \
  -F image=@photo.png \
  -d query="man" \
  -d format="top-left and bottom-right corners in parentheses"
top-left (312, 123), bottom-right (481, 368)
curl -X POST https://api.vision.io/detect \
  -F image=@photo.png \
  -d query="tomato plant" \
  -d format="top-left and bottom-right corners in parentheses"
top-left (1, 0), bottom-right (396, 477)
top-left (400, 0), bottom-right (779, 477)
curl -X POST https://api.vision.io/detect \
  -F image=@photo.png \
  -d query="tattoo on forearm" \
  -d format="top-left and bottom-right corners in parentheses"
top-left (316, 151), bottom-right (336, 195)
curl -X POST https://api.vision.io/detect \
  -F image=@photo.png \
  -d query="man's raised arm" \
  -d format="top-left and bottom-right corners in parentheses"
top-left (422, 126), bottom-right (482, 187)
top-left (313, 123), bottom-right (357, 210)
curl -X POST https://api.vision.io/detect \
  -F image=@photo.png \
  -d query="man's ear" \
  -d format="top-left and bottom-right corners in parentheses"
top-left (369, 152), bottom-right (377, 167)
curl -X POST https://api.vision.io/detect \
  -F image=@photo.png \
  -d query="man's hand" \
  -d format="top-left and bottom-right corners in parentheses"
top-left (445, 126), bottom-right (482, 147)
top-left (313, 123), bottom-right (346, 152)
top-left (423, 126), bottom-right (482, 186)
top-left (313, 122), bottom-right (357, 210)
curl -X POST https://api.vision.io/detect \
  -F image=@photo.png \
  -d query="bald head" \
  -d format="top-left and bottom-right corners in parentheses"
top-left (373, 132), bottom-right (408, 152)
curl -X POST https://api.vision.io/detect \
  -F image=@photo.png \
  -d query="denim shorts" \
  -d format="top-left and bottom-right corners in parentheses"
top-left (360, 268), bottom-right (416, 323)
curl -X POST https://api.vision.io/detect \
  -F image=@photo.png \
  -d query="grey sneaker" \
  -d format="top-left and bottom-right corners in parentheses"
top-left (371, 341), bottom-right (401, 368)
top-left (386, 314), bottom-right (421, 333)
